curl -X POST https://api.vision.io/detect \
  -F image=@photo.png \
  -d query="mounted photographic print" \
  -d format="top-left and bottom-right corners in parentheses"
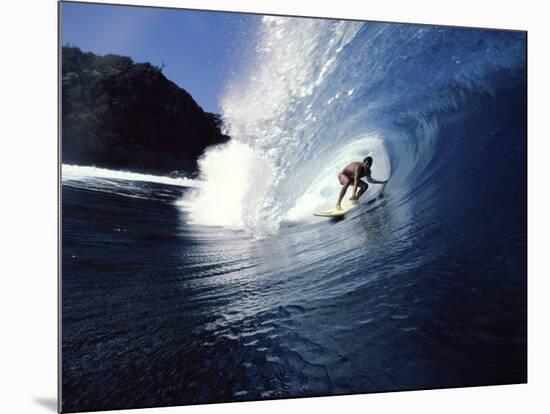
top-left (59, 1), bottom-right (527, 412)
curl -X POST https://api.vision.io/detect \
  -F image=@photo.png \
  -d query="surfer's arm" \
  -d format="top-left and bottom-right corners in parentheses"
top-left (365, 171), bottom-right (388, 184)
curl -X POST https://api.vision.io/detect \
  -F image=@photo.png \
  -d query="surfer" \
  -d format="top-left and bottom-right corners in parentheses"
top-left (336, 156), bottom-right (388, 209)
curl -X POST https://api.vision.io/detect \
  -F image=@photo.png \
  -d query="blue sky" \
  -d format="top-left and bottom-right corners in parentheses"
top-left (61, 2), bottom-right (257, 113)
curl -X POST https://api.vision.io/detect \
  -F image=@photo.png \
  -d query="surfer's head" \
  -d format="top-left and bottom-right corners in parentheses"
top-left (363, 156), bottom-right (373, 167)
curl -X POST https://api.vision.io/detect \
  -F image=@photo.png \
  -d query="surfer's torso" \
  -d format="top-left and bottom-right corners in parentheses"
top-left (341, 162), bottom-right (369, 179)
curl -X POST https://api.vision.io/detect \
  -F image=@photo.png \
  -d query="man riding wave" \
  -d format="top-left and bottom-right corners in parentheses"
top-left (336, 156), bottom-right (388, 209)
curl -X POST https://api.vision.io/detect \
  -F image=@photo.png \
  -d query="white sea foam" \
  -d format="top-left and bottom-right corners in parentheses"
top-left (62, 164), bottom-right (198, 187)
top-left (176, 140), bottom-right (272, 230)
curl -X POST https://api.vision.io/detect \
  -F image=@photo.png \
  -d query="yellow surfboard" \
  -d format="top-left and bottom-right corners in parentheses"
top-left (313, 200), bottom-right (358, 217)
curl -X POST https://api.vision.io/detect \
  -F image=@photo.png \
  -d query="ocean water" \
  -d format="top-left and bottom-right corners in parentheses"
top-left (61, 17), bottom-right (526, 412)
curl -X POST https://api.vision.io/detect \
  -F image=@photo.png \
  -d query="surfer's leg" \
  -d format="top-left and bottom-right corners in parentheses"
top-left (337, 183), bottom-right (350, 208)
top-left (356, 180), bottom-right (368, 199)
top-left (336, 173), bottom-right (351, 208)
top-left (338, 171), bottom-right (348, 185)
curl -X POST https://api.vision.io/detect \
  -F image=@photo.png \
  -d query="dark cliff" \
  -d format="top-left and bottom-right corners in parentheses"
top-left (61, 46), bottom-right (229, 174)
